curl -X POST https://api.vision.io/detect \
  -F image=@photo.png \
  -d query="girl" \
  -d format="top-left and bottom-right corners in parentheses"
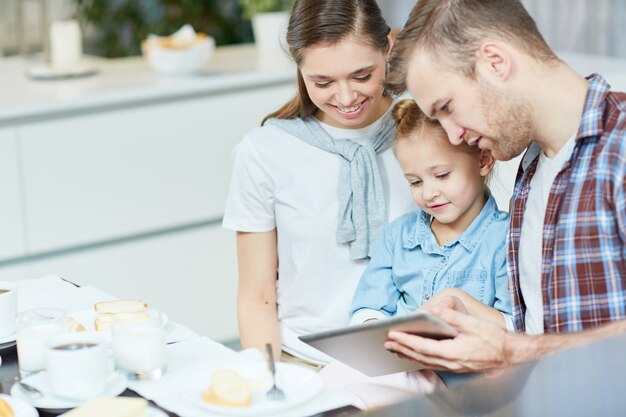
top-left (222, 0), bottom-right (415, 367)
top-left (318, 99), bottom-right (512, 409)
top-left (351, 99), bottom-right (512, 332)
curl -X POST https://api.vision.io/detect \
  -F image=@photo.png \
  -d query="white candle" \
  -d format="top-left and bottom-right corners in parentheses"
top-left (49, 20), bottom-right (83, 70)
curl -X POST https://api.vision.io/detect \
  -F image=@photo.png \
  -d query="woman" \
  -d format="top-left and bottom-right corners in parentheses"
top-left (222, 0), bottom-right (415, 367)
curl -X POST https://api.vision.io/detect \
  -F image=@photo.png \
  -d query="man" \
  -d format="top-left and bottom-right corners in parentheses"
top-left (382, 0), bottom-right (626, 373)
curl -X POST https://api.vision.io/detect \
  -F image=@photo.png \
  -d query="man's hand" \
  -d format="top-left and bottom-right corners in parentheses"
top-left (421, 288), bottom-right (470, 316)
top-left (385, 306), bottom-right (515, 373)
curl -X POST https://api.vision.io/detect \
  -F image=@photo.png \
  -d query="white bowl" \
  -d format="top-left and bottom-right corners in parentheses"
top-left (142, 35), bottom-right (215, 75)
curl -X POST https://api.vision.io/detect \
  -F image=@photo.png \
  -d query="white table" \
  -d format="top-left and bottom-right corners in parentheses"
top-left (6, 275), bottom-right (351, 417)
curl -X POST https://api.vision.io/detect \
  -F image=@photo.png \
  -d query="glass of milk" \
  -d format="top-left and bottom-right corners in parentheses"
top-left (111, 308), bottom-right (166, 380)
top-left (16, 308), bottom-right (67, 377)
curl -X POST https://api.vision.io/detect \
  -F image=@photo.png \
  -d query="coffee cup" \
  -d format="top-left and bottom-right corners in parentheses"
top-left (0, 281), bottom-right (17, 338)
top-left (45, 332), bottom-right (109, 400)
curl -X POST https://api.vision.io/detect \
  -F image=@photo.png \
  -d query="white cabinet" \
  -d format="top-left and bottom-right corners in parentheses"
top-left (19, 84), bottom-right (294, 253)
top-left (0, 127), bottom-right (26, 260)
top-left (1, 225), bottom-right (239, 341)
top-left (0, 46), bottom-right (296, 342)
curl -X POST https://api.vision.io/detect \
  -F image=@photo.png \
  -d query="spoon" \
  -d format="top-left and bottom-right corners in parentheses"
top-left (14, 376), bottom-right (43, 398)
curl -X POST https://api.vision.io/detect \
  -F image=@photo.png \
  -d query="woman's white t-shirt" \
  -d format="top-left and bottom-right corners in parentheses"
top-left (222, 114), bottom-right (416, 364)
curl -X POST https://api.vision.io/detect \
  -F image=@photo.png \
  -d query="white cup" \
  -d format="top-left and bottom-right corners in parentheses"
top-left (16, 308), bottom-right (67, 377)
top-left (112, 308), bottom-right (166, 380)
top-left (45, 332), bottom-right (109, 400)
top-left (0, 281), bottom-right (17, 338)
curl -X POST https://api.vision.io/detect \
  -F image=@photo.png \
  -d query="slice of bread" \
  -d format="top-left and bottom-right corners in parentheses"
top-left (94, 300), bottom-right (147, 314)
top-left (64, 316), bottom-right (86, 332)
top-left (0, 397), bottom-right (14, 417)
top-left (93, 300), bottom-right (149, 331)
top-left (63, 397), bottom-right (147, 417)
top-left (94, 311), bottom-right (150, 331)
top-left (202, 369), bottom-right (253, 408)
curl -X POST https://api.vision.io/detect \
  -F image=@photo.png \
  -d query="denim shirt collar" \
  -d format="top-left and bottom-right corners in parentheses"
top-left (402, 191), bottom-right (501, 253)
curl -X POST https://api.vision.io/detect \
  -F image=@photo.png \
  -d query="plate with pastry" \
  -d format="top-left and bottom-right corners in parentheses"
top-left (183, 362), bottom-right (323, 416)
top-left (0, 393), bottom-right (38, 417)
top-left (58, 397), bottom-right (167, 417)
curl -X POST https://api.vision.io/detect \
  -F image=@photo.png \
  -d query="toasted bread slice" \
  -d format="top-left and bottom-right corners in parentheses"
top-left (202, 369), bottom-right (252, 408)
top-left (94, 300), bottom-right (147, 314)
top-left (0, 398), bottom-right (13, 417)
top-left (64, 316), bottom-right (86, 332)
top-left (94, 311), bottom-right (150, 331)
top-left (63, 397), bottom-right (147, 417)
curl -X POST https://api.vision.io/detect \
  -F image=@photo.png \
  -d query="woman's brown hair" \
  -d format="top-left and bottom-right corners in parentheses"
top-left (262, 0), bottom-right (391, 125)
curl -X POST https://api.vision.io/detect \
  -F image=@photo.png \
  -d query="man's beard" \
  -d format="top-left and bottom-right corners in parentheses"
top-left (479, 82), bottom-right (533, 161)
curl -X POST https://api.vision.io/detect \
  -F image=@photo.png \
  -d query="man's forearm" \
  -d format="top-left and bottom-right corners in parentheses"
top-left (503, 319), bottom-right (626, 366)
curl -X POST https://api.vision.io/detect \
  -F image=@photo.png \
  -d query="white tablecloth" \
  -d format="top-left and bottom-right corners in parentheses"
top-left (14, 275), bottom-right (352, 417)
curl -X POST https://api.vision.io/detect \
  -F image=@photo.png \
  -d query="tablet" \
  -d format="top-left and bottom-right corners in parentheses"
top-left (299, 311), bottom-right (458, 376)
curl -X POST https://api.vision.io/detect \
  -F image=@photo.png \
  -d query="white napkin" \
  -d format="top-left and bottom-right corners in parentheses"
top-left (126, 337), bottom-right (241, 400)
top-left (17, 275), bottom-right (116, 313)
top-left (129, 340), bottom-right (349, 417)
top-left (17, 274), bottom-right (200, 344)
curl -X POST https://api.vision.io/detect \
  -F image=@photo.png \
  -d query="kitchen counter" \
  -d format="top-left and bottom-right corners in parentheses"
top-left (3, 48), bottom-right (626, 127)
top-left (0, 44), bottom-right (295, 126)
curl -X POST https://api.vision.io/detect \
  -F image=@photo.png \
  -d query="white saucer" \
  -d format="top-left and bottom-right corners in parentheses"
top-left (0, 393), bottom-right (38, 417)
top-left (0, 331), bottom-right (16, 350)
top-left (25, 62), bottom-right (98, 80)
top-left (10, 371), bottom-right (127, 413)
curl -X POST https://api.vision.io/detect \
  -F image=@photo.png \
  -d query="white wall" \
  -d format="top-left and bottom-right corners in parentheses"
top-left (378, 0), bottom-right (626, 58)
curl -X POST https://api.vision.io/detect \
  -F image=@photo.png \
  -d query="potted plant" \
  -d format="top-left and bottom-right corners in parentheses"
top-left (239, 0), bottom-right (293, 20)
top-left (72, 0), bottom-right (251, 58)
top-left (239, 0), bottom-right (292, 52)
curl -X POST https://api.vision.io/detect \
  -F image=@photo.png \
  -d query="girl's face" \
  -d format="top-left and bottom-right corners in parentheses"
top-left (299, 36), bottom-right (391, 129)
top-left (395, 128), bottom-right (493, 232)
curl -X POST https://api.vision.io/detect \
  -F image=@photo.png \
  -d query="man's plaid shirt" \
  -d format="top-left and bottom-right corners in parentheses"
top-left (508, 74), bottom-right (626, 333)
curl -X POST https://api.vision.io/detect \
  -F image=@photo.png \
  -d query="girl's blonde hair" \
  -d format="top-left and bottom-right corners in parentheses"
top-left (391, 99), bottom-right (491, 183)
top-left (391, 99), bottom-right (480, 157)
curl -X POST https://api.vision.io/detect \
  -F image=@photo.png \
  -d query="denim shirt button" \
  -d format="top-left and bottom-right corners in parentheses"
top-left (442, 257), bottom-right (448, 264)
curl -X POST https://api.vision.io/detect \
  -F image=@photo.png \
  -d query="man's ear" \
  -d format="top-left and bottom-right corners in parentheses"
top-left (475, 41), bottom-right (513, 82)
top-left (479, 149), bottom-right (496, 176)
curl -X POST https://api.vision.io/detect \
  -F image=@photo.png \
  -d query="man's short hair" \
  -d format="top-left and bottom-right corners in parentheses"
top-left (385, 0), bottom-right (557, 96)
